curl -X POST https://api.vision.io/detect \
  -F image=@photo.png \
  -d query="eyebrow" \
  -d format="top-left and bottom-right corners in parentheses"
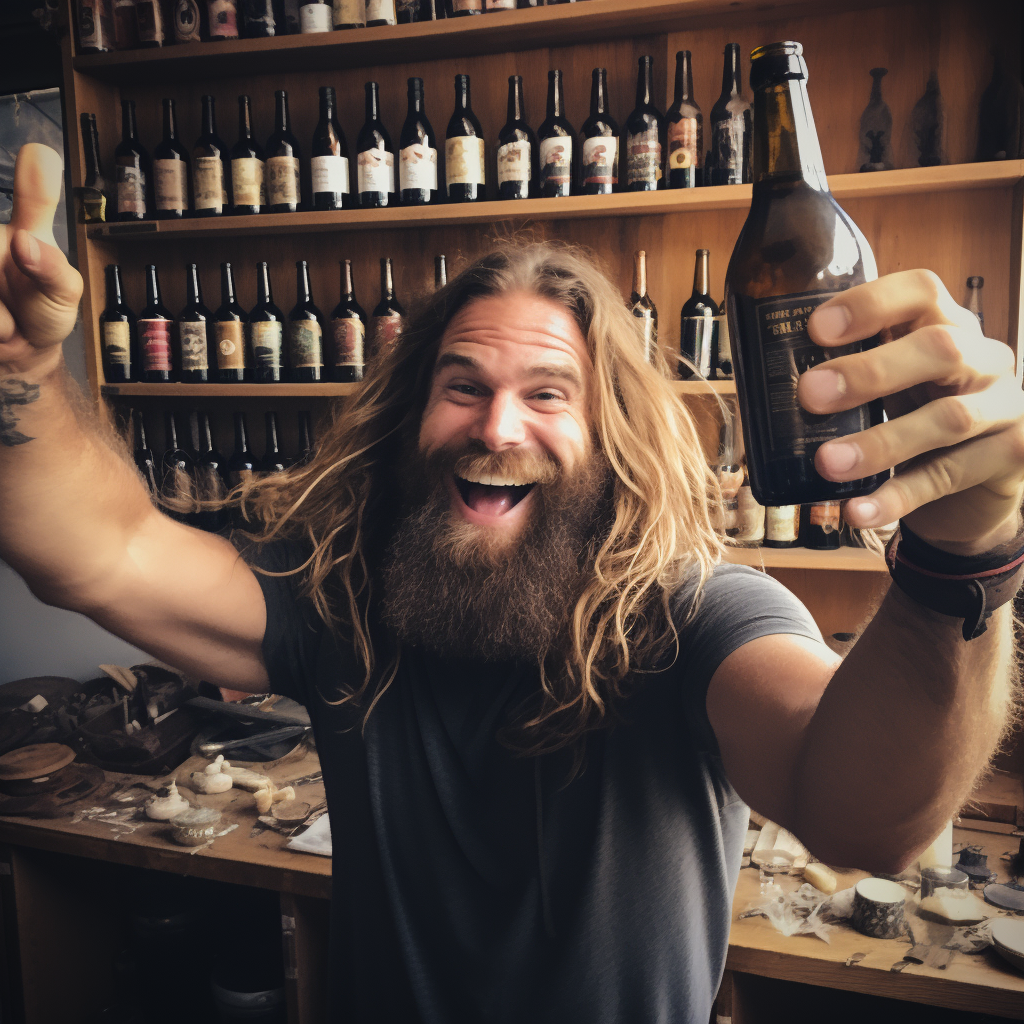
top-left (433, 352), bottom-right (584, 391)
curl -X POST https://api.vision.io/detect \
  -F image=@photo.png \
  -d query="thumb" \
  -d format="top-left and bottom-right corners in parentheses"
top-left (10, 143), bottom-right (63, 247)
top-left (10, 228), bottom-right (83, 309)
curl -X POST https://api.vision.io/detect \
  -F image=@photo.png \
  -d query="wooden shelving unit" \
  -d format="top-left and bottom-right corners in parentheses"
top-left (723, 544), bottom-right (886, 572)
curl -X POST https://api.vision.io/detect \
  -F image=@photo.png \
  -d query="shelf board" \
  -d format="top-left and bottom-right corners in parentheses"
top-left (723, 544), bottom-right (886, 572)
top-left (86, 162), bottom-right (1024, 244)
top-left (100, 382), bottom-right (359, 397)
top-left (675, 380), bottom-right (735, 395)
top-left (71, 0), bottom-right (906, 83)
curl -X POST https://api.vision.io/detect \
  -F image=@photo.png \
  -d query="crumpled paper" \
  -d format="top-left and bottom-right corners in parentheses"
top-left (740, 883), bottom-right (839, 942)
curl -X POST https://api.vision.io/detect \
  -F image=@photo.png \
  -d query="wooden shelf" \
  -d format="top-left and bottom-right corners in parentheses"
top-left (85, 162), bottom-right (1024, 243)
top-left (675, 380), bottom-right (735, 395)
top-left (723, 544), bottom-right (886, 572)
top-left (100, 382), bottom-right (359, 397)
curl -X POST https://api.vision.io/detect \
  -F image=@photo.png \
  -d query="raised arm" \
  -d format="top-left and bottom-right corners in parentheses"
top-left (0, 144), bottom-right (270, 691)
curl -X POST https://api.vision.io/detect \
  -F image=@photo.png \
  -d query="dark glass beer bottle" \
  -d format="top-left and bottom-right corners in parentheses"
top-left (708, 44), bottom-right (751, 186)
top-left (231, 95), bottom-right (265, 215)
top-left (260, 411), bottom-right (287, 475)
top-left (178, 264), bottom-right (213, 384)
top-left (628, 250), bottom-right (657, 362)
top-left (371, 257), bottom-right (404, 360)
top-left (580, 68), bottom-right (618, 195)
top-left (496, 75), bottom-right (536, 201)
top-left (161, 410), bottom-right (194, 521)
top-left (445, 75), bottom-right (485, 203)
top-left (624, 56), bottom-right (664, 192)
top-left (357, 82), bottom-right (395, 209)
top-left (225, 411), bottom-right (256, 489)
top-left (666, 50), bottom-right (702, 189)
top-left (725, 41), bottom-right (887, 506)
top-left (115, 99), bottom-right (148, 221)
top-left (138, 265), bottom-right (174, 382)
top-left (81, 113), bottom-right (109, 223)
top-left (250, 262), bottom-right (285, 383)
top-left (312, 86), bottom-right (350, 211)
top-left (195, 411), bottom-right (228, 532)
top-left (288, 260), bottom-right (324, 383)
top-left (537, 70), bottom-right (575, 198)
top-left (100, 264), bottom-right (137, 383)
top-left (193, 95), bottom-right (229, 218)
top-left (804, 500), bottom-right (842, 549)
top-left (680, 249), bottom-right (719, 380)
top-left (328, 259), bottom-right (366, 383)
top-left (214, 262), bottom-right (249, 383)
top-left (266, 91), bottom-right (302, 213)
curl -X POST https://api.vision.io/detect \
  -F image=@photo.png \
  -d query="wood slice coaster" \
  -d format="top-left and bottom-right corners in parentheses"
top-left (0, 763), bottom-right (113, 817)
top-left (0, 743), bottom-right (76, 781)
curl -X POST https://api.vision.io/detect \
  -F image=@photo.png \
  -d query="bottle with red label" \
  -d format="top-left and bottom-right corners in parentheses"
top-left (371, 257), bottom-right (404, 362)
top-left (666, 50), bottom-right (702, 189)
top-left (538, 70), bottom-right (575, 198)
top-left (139, 265), bottom-right (175, 383)
top-left (329, 259), bottom-right (366, 383)
top-left (207, 0), bottom-right (240, 39)
top-left (580, 67), bottom-right (619, 195)
top-left (624, 56), bottom-right (665, 191)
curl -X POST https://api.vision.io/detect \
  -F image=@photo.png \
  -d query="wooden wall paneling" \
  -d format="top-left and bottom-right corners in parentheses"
top-left (764, 567), bottom-right (889, 637)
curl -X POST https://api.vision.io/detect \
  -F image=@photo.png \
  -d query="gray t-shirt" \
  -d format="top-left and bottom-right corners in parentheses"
top-left (251, 544), bottom-right (821, 1024)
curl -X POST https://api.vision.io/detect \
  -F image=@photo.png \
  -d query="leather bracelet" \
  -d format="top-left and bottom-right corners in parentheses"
top-left (885, 521), bottom-right (1024, 641)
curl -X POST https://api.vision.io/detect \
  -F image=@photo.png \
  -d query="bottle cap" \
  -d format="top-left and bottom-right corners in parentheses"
top-left (750, 40), bottom-right (808, 91)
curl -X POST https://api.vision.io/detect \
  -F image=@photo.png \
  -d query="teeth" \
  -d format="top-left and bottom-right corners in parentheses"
top-left (460, 473), bottom-right (536, 488)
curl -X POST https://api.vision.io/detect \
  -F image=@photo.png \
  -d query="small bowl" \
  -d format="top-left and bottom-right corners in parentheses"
top-left (169, 807), bottom-right (222, 846)
top-left (991, 918), bottom-right (1024, 974)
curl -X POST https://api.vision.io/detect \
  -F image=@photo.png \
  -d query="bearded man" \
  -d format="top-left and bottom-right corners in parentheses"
top-left (2, 145), bottom-right (1023, 1023)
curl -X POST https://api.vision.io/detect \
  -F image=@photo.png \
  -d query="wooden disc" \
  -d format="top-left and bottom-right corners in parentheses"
top-left (0, 743), bottom-right (76, 781)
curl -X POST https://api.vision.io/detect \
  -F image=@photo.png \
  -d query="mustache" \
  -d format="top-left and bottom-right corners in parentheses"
top-left (427, 440), bottom-right (562, 488)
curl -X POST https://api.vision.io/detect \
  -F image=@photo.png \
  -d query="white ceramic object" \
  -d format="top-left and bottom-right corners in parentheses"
top-left (991, 917), bottom-right (1024, 973)
top-left (189, 755), bottom-right (233, 795)
top-left (145, 781), bottom-right (190, 820)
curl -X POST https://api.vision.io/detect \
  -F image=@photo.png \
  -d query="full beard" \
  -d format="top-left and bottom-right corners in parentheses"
top-left (379, 439), bottom-right (612, 664)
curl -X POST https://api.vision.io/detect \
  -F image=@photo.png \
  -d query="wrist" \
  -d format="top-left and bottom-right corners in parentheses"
top-left (0, 349), bottom-right (64, 382)
top-left (906, 515), bottom-right (1023, 558)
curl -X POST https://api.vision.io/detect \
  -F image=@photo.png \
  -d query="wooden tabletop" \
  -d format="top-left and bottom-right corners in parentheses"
top-left (726, 825), bottom-right (1024, 1019)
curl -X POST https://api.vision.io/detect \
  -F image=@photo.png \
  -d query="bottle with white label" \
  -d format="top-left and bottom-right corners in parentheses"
top-left (139, 265), bottom-right (174, 383)
top-left (629, 250), bottom-right (657, 363)
top-left (215, 262), bottom-right (249, 383)
top-left (538, 70), bottom-right (575, 198)
top-left (580, 67), bottom-right (619, 195)
top-left (173, 0), bottom-right (206, 42)
top-left (207, 0), bottom-right (239, 39)
top-left (312, 86), bottom-right (350, 211)
top-left (764, 504), bottom-right (801, 548)
top-left (193, 95), bottom-right (229, 217)
top-left (231, 94), bottom-right (265, 215)
top-left (178, 264), bottom-right (213, 384)
top-left (445, 74), bottom-right (485, 203)
top-left (329, 259), bottom-right (366, 383)
top-left (266, 90), bottom-right (302, 213)
top-left (399, 77), bottom-right (438, 206)
top-left (289, 261), bottom-right (325, 383)
top-left (332, 0), bottom-right (365, 28)
top-left (357, 81), bottom-right (395, 209)
top-left (497, 74), bottom-right (536, 201)
top-left (153, 98), bottom-right (190, 219)
top-left (115, 99), bottom-right (149, 222)
top-left (299, 0), bottom-right (332, 31)
top-left (250, 262), bottom-right (285, 383)
top-left (100, 264), bottom-right (137, 384)
top-left (625, 55), bottom-right (665, 191)
top-left (366, 0), bottom-right (396, 24)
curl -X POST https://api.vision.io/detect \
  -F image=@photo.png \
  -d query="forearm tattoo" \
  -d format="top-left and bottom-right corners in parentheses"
top-left (0, 379), bottom-right (40, 446)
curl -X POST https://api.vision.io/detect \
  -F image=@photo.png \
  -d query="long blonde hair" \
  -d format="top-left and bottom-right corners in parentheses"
top-left (236, 241), bottom-right (724, 751)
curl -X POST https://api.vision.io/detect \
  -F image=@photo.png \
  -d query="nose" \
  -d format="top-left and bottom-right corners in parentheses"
top-left (469, 390), bottom-right (526, 451)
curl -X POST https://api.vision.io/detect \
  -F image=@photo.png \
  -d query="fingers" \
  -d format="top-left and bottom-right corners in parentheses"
top-left (807, 269), bottom-right (977, 348)
top-left (9, 228), bottom-right (83, 309)
top-left (10, 144), bottom-right (63, 247)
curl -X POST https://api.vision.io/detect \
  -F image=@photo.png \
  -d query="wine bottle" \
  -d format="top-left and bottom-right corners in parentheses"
top-left (178, 264), bottom-right (213, 384)
top-left (538, 70), bottom-right (575, 198)
top-left (666, 50), bottom-right (702, 189)
top-left (434, 254), bottom-right (447, 289)
top-left (445, 74), bottom-right (485, 203)
top-left (446, 0), bottom-right (481, 15)
top-left (80, 113), bottom-right (109, 223)
top-left (266, 90), bottom-right (302, 213)
top-left (965, 276), bottom-right (984, 332)
top-left (733, 473), bottom-right (765, 547)
top-left (161, 410), bottom-right (194, 521)
top-left (804, 501), bottom-right (842, 549)
top-left (225, 411), bottom-right (256, 488)
top-left (153, 98), bottom-right (190, 219)
top-left (207, 0), bottom-right (240, 39)
top-left (260, 412), bottom-right (287, 475)
top-left (624, 56), bottom-right (664, 192)
top-left (195, 411), bottom-right (228, 531)
top-left (484, 0), bottom-right (515, 9)
top-left (250, 262), bottom-right (285, 383)
top-left (764, 504), bottom-right (801, 548)
top-left (725, 40), bottom-right (887, 506)
top-left (214, 262), bottom-right (249, 383)
top-left (399, 77), bottom-right (439, 206)
top-left (288, 260), bottom-right (325, 383)
top-left (77, 0), bottom-right (114, 52)
top-left (299, 0), bottom-right (333, 30)
top-left (371, 257), bottom-right (404, 359)
top-left (580, 67), bottom-right (618, 195)
top-left (357, 81), bottom-right (395, 208)
top-left (282, 0), bottom-right (301, 32)
top-left (496, 74), bottom-right (536, 201)
top-left (628, 250), bottom-right (657, 362)
top-left (100, 264), bottom-right (137, 383)
top-left (708, 44), bottom-right (751, 186)
top-left (193, 95), bottom-right (229, 217)
top-left (231, 95), bottom-right (266, 215)
top-left (332, 0), bottom-right (365, 28)
top-left (112, 0), bottom-right (139, 49)
top-left (397, 0), bottom-right (438, 20)
top-left (328, 259), bottom-right (366, 383)
top-left (115, 99), bottom-right (148, 221)
top-left (680, 249), bottom-right (719, 380)
top-left (296, 410), bottom-right (315, 466)
top-left (139, 265), bottom-right (174, 383)
top-left (312, 86), bottom-right (350, 211)
top-left (132, 411), bottom-right (160, 496)
top-left (241, 0), bottom-right (276, 35)
top-left (366, 0), bottom-right (396, 24)
top-left (135, 0), bottom-right (167, 45)
top-left (172, 0), bottom-right (206, 42)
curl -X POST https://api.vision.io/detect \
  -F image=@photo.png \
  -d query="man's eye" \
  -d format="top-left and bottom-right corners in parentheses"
top-left (532, 391), bottom-right (563, 402)
top-left (449, 383), bottom-right (480, 396)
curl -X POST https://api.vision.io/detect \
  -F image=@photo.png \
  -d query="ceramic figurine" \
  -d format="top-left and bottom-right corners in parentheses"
top-left (189, 754), bottom-right (234, 794)
top-left (145, 780), bottom-right (190, 820)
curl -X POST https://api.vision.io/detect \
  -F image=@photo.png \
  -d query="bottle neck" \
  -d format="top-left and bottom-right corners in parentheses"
top-left (632, 252), bottom-right (647, 297)
top-left (869, 70), bottom-right (884, 103)
top-left (674, 51), bottom-right (693, 105)
top-left (275, 92), bottom-right (290, 132)
top-left (298, 413), bottom-right (312, 451)
top-left (163, 100), bottom-right (177, 140)
top-left (407, 81), bottom-right (423, 115)
top-left (201, 96), bottom-right (216, 137)
top-left (234, 412), bottom-right (249, 454)
top-left (365, 83), bottom-right (380, 122)
top-left (435, 255), bottom-right (446, 289)
top-left (83, 116), bottom-right (102, 175)
top-left (122, 101), bottom-right (137, 142)
top-left (265, 413), bottom-right (279, 452)
top-left (186, 264), bottom-right (202, 306)
top-left (238, 96), bottom-right (253, 140)
top-left (635, 59), bottom-right (653, 108)
top-left (165, 411), bottom-right (179, 450)
top-left (106, 264), bottom-right (124, 306)
top-left (221, 263), bottom-right (236, 304)
top-left (752, 79), bottom-right (828, 190)
top-left (201, 413), bottom-right (214, 453)
top-left (722, 45), bottom-right (741, 97)
top-left (454, 78), bottom-right (470, 113)
top-left (257, 264), bottom-right (273, 305)
top-left (320, 89), bottom-right (335, 123)
top-left (134, 413), bottom-right (148, 450)
top-left (341, 259), bottom-right (354, 299)
top-left (507, 77), bottom-right (524, 122)
top-left (591, 69), bottom-right (607, 116)
top-left (145, 266), bottom-right (161, 306)
top-left (296, 262), bottom-right (312, 304)
top-left (188, 411), bottom-right (200, 454)
top-left (692, 250), bottom-right (710, 297)
top-left (381, 259), bottom-right (394, 299)
top-left (547, 72), bottom-right (563, 118)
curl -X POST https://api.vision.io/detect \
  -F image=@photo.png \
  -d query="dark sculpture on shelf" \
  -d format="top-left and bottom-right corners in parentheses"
top-left (857, 68), bottom-right (894, 172)
top-left (909, 72), bottom-right (946, 167)
top-left (976, 51), bottom-right (1024, 161)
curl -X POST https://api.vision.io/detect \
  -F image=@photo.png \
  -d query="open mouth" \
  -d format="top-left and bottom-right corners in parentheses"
top-left (454, 475), bottom-right (537, 517)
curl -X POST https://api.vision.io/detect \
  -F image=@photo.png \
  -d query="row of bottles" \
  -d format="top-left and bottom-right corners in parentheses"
top-left (102, 255), bottom-right (421, 383)
top-left (77, 0), bottom-right (574, 51)
top-left (81, 49), bottom-right (753, 222)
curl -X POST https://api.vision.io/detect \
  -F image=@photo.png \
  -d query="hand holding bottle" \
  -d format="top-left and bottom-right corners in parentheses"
top-left (800, 269), bottom-right (1024, 553)
top-left (0, 144), bottom-right (83, 377)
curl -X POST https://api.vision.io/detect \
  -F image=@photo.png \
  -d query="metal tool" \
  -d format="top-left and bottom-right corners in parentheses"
top-left (198, 725), bottom-right (310, 757)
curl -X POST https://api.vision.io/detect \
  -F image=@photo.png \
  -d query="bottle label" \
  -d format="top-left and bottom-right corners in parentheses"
top-left (116, 163), bottom-right (146, 217)
top-left (289, 319), bottom-right (323, 368)
top-left (809, 502), bottom-right (841, 533)
top-left (173, 0), bottom-right (202, 41)
top-left (667, 117), bottom-right (699, 171)
top-left (452, 0), bottom-right (481, 9)
top-left (78, 0), bottom-right (114, 49)
top-left (740, 290), bottom-right (877, 459)
top-left (626, 127), bottom-right (662, 186)
top-left (581, 136), bottom-right (617, 186)
top-left (83, 189), bottom-right (107, 223)
top-left (736, 486), bottom-right (765, 544)
top-left (399, 143), bottom-right (437, 193)
top-left (715, 315), bottom-right (733, 378)
top-left (102, 320), bottom-right (130, 367)
top-left (330, 317), bottom-right (364, 367)
top-left (232, 157), bottom-right (265, 206)
top-left (631, 308), bottom-right (656, 359)
top-left (153, 159), bottom-right (187, 213)
top-left (445, 136), bottom-right (485, 187)
top-left (139, 318), bottom-right (171, 372)
top-left (332, 0), bottom-right (364, 23)
top-left (485, 0), bottom-right (515, 8)
top-left (207, 0), bottom-right (239, 37)
top-left (539, 136), bottom-right (572, 189)
top-left (766, 505), bottom-right (800, 543)
top-left (365, 0), bottom-right (395, 21)
top-left (357, 147), bottom-right (395, 195)
top-left (299, 2), bottom-right (332, 30)
top-left (267, 155), bottom-right (301, 205)
top-left (179, 321), bottom-right (209, 371)
top-left (681, 312), bottom-right (717, 379)
top-left (251, 321), bottom-right (283, 368)
top-left (194, 155), bottom-right (226, 212)
top-left (312, 154), bottom-right (350, 194)
top-left (215, 320), bottom-right (245, 370)
top-left (711, 115), bottom-right (745, 183)
top-left (135, 0), bottom-right (165, 41)
top-left (496, 140), bottom-right (530, 185)
top-left (372, 314), bottom-right (401, 355)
